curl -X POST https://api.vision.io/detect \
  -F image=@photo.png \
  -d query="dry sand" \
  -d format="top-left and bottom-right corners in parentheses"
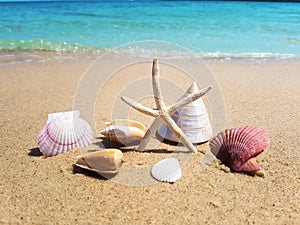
top-left (0, 52), bottom-right (299, 224)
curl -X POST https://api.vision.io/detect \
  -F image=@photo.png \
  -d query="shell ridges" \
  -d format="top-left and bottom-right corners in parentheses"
top-left (38, 110), bottom-right (93, 156)
top-left (209, 126), bottom-right (269, 173)
top-left (151, 158), bottom-right (182, 183)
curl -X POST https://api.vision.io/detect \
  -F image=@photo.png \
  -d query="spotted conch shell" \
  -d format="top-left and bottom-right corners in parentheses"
top-left (158, 82), bottom-right (212, 143)
top-left (209, 126), bottom-right (269, 175)
top-left (38, 110), bottom-right (93, 156)
top-left (76, 149), bottom-right (124, 174)
top-left (100, 119), bottom-right (147, 145)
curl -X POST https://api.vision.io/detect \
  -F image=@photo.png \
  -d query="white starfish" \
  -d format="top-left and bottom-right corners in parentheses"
top-left (121, 58), bottom-right (212, 152)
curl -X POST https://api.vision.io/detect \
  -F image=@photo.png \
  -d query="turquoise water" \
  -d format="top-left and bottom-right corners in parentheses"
top-left (1, 0), bottom-right (300, 59)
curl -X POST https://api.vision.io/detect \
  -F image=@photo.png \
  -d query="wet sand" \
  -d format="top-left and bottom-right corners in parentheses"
top-left (0, 53), bottom-right (299, 224)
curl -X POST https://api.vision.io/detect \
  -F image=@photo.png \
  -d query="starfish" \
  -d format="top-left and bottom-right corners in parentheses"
top-left (121, 58), bottom-right (212, 153)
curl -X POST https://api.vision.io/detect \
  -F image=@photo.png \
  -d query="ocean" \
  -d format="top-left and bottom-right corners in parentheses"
top-left (1, 0), bottom-right (300, 60)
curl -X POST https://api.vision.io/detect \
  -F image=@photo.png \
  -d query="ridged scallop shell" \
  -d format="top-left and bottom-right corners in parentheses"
top-left (38, 110), bottom-right (93, 156)
top-left (209, 126), bottom-right (269, 173)
top-left (100, 119), bottom-right (146, 145)
top-left (76, 149), bottom-right (124, 174)
top-left (158, 82), bottom-right (212, 143)
top-left (151, 158), bottom-right (182, 183)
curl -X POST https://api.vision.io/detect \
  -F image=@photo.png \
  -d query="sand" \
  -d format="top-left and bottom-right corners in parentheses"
top-left (0, 52), bottom-right (299, 224)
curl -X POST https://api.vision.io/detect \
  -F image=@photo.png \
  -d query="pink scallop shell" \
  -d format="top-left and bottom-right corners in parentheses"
top-left (38, 111), bottom-right (93, 156)
top-left (209, 126), bottom-right (269, 172)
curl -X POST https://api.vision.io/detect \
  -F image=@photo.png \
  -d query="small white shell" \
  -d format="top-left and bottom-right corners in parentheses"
top-left (151, 158), bottom-right (182, 183)
top-left (101, 119), bottom-right (146, 145)
top-left (38, 110), bottom-right (93, 156)
top-left (158, 82), bottom-right (212, 143)
top-left (76, 149), bottom-right (124, 174)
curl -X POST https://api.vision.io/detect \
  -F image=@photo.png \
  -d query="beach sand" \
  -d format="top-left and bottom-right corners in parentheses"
top-left (0, 53), bottom-right (299, 224)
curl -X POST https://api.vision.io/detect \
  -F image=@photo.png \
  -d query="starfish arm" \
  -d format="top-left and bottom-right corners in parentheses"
top-left (166, 85), bottom-right (212, 114)
top-left (121, 96), bottom-right (159, 117)
top-left (152, 59), bottom-right (166, 110)
top-left (162, 115), bottom-right (197, 153)
top-left (137, 117), bottom-right (163, 151)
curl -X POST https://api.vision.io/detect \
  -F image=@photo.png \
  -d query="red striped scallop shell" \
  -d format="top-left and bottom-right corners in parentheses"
top-left (38, 110), bottom-right (93, 156)
top-left (209, 126), bottom-right (269, 172)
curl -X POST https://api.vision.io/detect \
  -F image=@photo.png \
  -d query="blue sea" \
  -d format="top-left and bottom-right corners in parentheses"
top-left (1, 0), bottom-right (300, 60)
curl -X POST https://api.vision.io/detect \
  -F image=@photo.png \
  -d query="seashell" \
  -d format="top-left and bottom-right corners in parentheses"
top-left (38, 110), bottom-right (93, 156)
top-left (100, 119), bottom-right (146, 145)
top-left (75, 149), bottom-right (124, 174)
top-left (209, 126), bottom-right (269, 174)
top-left (104, 119), bottom-right (147, 132)
top-left (151, 158), bottom-right (182, 183)
top-left (158, 81), bottom-right (212, 143)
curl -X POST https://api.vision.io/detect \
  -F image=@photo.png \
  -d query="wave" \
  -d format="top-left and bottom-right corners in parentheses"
top-left (197, 52), bottom-right (296, 61)
top-left (0, 39), bottom-right (297, 64)
top-left (0, 39), bottom-right (106, 53)
top-left (108, 46), bottom-right (297, 61)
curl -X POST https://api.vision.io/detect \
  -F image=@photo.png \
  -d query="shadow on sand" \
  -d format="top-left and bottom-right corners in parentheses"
top-left (28, 147), bottom-right (43, 157)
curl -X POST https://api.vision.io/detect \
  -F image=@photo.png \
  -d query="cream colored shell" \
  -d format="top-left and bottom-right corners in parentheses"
top-left (76, 149), bottom-right (124, 174)
top-left (101, 119), bottom-right (146, 145)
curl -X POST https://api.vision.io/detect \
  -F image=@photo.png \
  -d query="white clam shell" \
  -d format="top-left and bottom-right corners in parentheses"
top-left (101, 119), bottom-right (146, 145)
top-left (38, 110), bottom-right (93, 156)
top-left (158, 82), bottom-right (212, 143)
top-left (151, 158), bottom-right (182, 183)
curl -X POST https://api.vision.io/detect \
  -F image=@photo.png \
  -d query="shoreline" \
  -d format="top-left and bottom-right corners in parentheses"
top-left (1, 50), bottom-right (299, 66)
top-left (0, 53), bottom-right (299, 224)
